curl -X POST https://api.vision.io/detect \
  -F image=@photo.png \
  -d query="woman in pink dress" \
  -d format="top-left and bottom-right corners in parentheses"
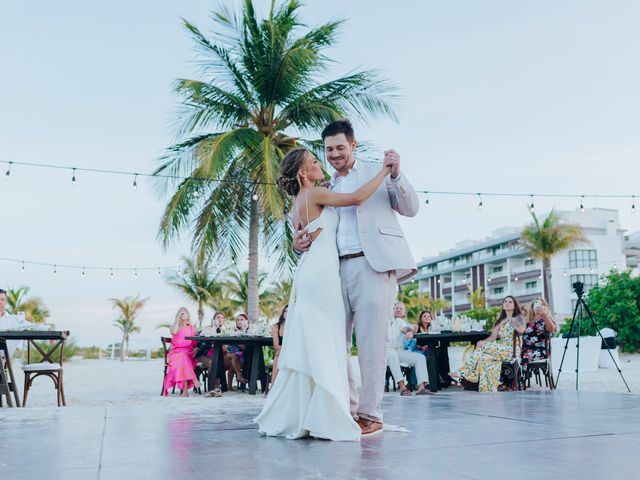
top-left (163, 307), bottom-right (201, 397)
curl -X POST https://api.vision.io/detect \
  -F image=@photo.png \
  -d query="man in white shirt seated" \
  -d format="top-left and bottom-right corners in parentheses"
top-left (387, 302), bottom-right (432, 395)
top-left (0, 288), bottom-right (49, 357)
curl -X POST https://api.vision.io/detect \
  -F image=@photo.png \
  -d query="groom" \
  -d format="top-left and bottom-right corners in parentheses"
top-left (293, 119), bottom-right (419, 435)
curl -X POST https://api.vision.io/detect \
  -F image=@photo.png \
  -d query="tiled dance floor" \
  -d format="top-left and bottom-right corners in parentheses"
top-left (1, 390), bottom-right (639, 479)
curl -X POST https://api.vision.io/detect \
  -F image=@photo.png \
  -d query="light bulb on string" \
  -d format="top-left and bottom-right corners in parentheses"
top-left (580, 195), bottom-right (585, 213)
top-left (53, 265), bottom-right (57, 275)
top-left (252, 192), bottom-right (258, 201)
top-left (21, 261), bottom-right (25, 273)
top-left (71, 168), bottom-right (77, 187)
top-left (529, 195), bottom-right (535, 213)
top-left (487, 276), bottom-right (492, 283)
top-left (632, 196), bottom-right (636, 214)
top-left (157, 268), bottom-right (162, 277)
top-left (424, 192), bottom-right (430, 209)
top-left (563, 270), bottom-right (567, 277)
top-left (514, 275), bottom-right (518, 281)
top-left (82, 267), bottom-right (86, 278)
top-left (134, 268), bottom-right (138, 278)
top-left (110, 268), bottom-right (114, 278)
top-left (477, 193), bottom-right (483, 210)
top-left (4, 162), bottom-right (12, 180)
top-left (133, 174), bottom-right (138, 191)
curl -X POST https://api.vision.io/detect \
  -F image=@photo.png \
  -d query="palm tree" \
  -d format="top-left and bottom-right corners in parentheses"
top-left (520, 209), bottom-right (589, 314)
top-left (111, 295), bottom-right (148, 362)
top-left (5, 286), bottom-right (50, 324)
top-left (223, 268), bottom-right (272, 318)
top-left (397, 283), bottom-right (433, 322)
top-left (155, 0), bottom-right (397, 325)
top-left (166, 256), bottom-right (223, 329)
top-left (467, 287), bottom-right (486, 309)
top-left (259, 277), bottom-right (293, 320)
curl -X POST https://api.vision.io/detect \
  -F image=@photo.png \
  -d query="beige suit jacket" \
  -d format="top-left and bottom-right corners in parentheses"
top-left (336, 161), bottom-right (420, 282)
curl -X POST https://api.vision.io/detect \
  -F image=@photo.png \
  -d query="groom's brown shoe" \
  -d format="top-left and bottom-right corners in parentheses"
top-left (357, 418), bottom-right (383, 437)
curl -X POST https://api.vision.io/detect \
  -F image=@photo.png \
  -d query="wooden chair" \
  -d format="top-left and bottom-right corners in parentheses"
top-left (0, 339), bottom-right (17, 407)
top-left (21, 333), bottom-right (68, 407)
top-left (500, 331), bottom-right (522, 391)
top-left (524, 336), bottom-right (555, 390)
top-left (385, 363), bottom-right (414, 392)
top-left (160, 337), bottom-right (174, 395)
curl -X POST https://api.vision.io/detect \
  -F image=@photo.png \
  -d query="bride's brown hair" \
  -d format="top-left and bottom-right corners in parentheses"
top-left (277, 148), bottom-right (308, 196)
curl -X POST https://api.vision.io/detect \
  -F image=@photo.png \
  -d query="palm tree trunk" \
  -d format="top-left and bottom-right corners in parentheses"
top-left (543, 258), bottom-right (555, 315)
top-left (247, 198), bottom-right (260, 324)
top-left (198, 300), bottom-right (204, 330)
top-left (120, 332), bottom-right (126, 362)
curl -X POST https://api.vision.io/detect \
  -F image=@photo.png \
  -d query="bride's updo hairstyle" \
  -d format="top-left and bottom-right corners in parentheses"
top-left (277, 147), bottom-right (309, 196)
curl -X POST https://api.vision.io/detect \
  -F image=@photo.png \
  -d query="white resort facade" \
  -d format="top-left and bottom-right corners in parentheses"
top-left (413, 208), bottom-right (634, 320)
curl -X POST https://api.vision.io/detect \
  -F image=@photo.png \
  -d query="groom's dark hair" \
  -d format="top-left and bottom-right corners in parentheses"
top-left (322, 119), bottom-right (355, 143)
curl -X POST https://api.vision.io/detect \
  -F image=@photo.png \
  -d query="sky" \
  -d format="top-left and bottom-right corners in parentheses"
top-left (1, 1), bottom-right (639, 347)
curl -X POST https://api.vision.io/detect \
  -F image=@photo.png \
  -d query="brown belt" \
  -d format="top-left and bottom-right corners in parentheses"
top-left (339, 251), bottom-right (365, 261)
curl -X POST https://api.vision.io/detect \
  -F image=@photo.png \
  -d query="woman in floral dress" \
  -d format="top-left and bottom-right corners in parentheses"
top-left (520, 298), bottom-right (557, 386)
top-left (452, 296), bottom-right (526, 392)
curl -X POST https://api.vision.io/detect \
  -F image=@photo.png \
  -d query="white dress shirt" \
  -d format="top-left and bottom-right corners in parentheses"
top-left (331, 161), bottom-right (404, 257)
top-left (0, 311), bottom-right (49, 357)
top-left (387, 317), bottom-right (411, 351)
top-left (331, 161), bottom-right (363, 257)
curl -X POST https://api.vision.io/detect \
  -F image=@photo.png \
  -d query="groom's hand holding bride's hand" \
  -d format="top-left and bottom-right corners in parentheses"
top-left (293, 223), bottom-right (312, 253)
top-left (383, 149), bottom-right (401, 178)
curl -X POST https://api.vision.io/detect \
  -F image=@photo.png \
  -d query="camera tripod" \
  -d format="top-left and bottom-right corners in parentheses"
top-left (556, 281), bottom-right (630, 392)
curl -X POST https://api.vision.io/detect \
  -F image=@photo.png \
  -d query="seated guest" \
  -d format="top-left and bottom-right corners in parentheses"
top-left (387, 302), bottom-right (432, 396)
top-left (196, 311), bottom-right (225, 397)
top-left (521, 298), bottom-right (557, 371)
top-left (413, 310), bottom-right (432, 354)
top-left (226, 313), bottom-right (249, 388)
top-left (452, 296), bottom-right (526, 392)
top-left (163, 307), bottom-right (201, 397)
top-left (270, 305), bottom-right (287, 386)
top-left (0, 288), bottom-right (49, 357)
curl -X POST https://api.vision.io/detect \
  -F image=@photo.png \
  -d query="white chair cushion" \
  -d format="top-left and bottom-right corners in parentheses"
top-left (21, 362), bottom-right (63, 372)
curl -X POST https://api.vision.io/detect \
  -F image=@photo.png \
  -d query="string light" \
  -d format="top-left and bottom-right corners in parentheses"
top-left (252, 193), bottom-right (259, 201)
top-left (477, 193), bottom-right (483, 210)
top-left (632, 196), bottom-right (636, 214)
top-left (53, 265), bottom-right (57, 275)
top-left (82, 267), bottom-right (86, 278)
top-left (487, 276), bottom-right (492, 283)
top-left (133, 174), bottom-right (138, 191)
top-left (134, 268), bottom-right (138, 278)
top-left (157, 268), bottom-right (162, 277)
top-left (71, 168), bottom-right (77, 186)
top-left (580, 195), bottom-right (585, 213)
top-left (21, 261), bottom-right (25, 273)
top-left (0, 160), bottom-right (636, 208)
top-left (563, 270), bottom-right (567, 277)
top-left (110, 268), bottom-right (114, 278)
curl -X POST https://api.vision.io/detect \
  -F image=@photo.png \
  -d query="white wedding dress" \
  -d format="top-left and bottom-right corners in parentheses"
top-left (255, 206), bottom-right (361, 441)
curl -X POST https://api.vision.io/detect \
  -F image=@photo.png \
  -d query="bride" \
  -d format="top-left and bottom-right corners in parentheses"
top-left (255, 147), bottom-right (390, 441)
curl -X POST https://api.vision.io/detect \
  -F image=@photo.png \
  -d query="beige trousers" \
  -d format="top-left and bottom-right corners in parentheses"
top-left (387, 349), bottom-right (429, 386)
top-left (340, 256), bottom-right (396, 422)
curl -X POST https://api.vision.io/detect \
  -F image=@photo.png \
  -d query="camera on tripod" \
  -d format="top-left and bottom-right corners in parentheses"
top-left (572, 281), bottom-right (584, 297)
